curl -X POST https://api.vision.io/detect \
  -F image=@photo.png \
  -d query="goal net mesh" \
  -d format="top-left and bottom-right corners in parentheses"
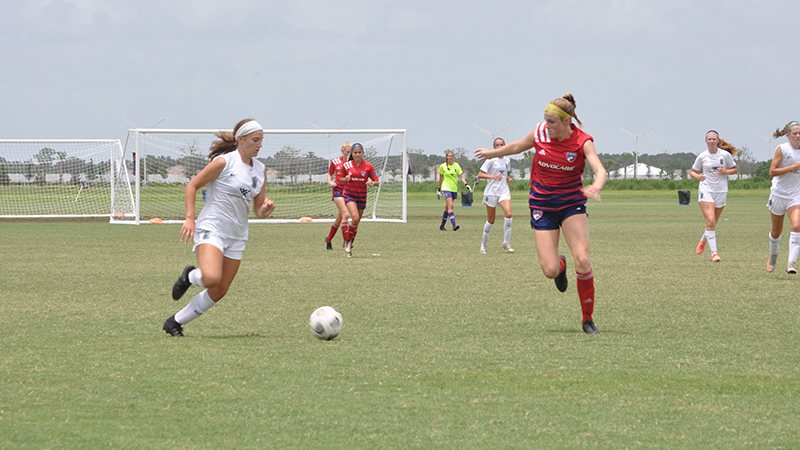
top-left (0, 139), bottom-right (132, 218)
top-left (117, 128), bottom-right (407, 224)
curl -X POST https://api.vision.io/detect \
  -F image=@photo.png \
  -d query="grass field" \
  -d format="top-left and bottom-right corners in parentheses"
top-left (2, 190), bottom-right (799, 449)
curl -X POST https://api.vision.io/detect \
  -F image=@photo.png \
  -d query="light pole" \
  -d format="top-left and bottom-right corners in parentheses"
top-left (749, 129), bottom-right (776, 161)
top-left (615, 126), bottom-right (657, 179)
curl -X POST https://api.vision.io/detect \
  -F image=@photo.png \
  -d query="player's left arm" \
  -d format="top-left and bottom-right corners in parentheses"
top-left (366, 166), bottom-right (380, 187)
top-left (721, 153), bottom-right (738, 176)
top-left (253, 168), bottom-right (275, 218)
top-left (582, 140), bottom-right (606, 202)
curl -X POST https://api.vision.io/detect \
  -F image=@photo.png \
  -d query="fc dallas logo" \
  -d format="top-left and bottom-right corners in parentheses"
top-left (532, 209), bottom-right (543, 221)
top-left (566, 152), bottom-right (577, 163)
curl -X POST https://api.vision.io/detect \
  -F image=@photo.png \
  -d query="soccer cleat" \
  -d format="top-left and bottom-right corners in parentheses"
top-left (555, 254), bottom-right (568, 292)
top-left (326, 239), bottom-right (333, 250)
top-left (788, 261), bottom-right (797, 274)
top-left (768, 254), bottom-right (778, 272)
top-left (582, 320), bottom-right (601, 335)
top-left (172, 265), bottom-right (195, 300)
top-left (503, 242), bottom-right (515, 253)
top-left (480, 245), bottom-right (487, 254)
top-left (711, 253), bottom-right (721, 262)
top-left (439, 225), bottom-right (446, 231)
top-left (453, 225), bottom-right (460, 231)
top-left (696, 240), bottom-right (706, 255)
top-left (163, 315), bottom-right (184, 337)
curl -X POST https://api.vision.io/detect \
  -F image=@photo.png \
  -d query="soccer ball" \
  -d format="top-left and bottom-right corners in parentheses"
top-left (309, 306), bottom-right (343, 340)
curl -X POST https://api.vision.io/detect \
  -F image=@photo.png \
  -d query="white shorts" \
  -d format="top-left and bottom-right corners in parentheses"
top-left (767, 193), bottom-right (800, 216)
top-left (698, 188), bottom-right (726, 208)
top-left (193, 229), bottom-right (247, 260)
top-left (482, 192), bottom-right (511, 208)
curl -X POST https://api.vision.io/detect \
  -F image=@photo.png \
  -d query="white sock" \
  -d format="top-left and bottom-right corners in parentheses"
top-left (770, 232), bottom-right (781, 256)
top-left (175, 289), bottom-right (215, 325)
top-left (789, 232), bottom-right (800, 264)
top-left (700, 232), bottom-right (707, 244)
top-left (705, 230), bottom-right (717, 254)
top-left (482, 222), bottom-right (492, 248)
top-left (503, 217), bottom-right (513, 244)
top-left (188, 268), bottom-right (205, 288)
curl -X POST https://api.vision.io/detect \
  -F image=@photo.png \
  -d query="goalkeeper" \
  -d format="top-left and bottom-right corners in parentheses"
top-left (437, 150), bottom-right (470, 231)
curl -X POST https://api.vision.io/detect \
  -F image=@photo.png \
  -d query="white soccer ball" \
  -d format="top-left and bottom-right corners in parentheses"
top-left (309, 306), bottom-right (343, 340)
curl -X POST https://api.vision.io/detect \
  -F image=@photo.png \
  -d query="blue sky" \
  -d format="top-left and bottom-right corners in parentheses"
top-left (1, 0), bottom-right (795, 161)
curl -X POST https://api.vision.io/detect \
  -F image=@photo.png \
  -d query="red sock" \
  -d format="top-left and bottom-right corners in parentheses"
top-left (326, 224), bottom-right (339, 242)
top-left (349, 225), bottom-right (358, 244)
top-left (576, 271), bottom-right (595, 322)
top-left (342, 224), bottom-right (350, 242)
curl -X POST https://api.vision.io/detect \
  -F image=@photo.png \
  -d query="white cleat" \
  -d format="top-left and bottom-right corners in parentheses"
top-left (788, 261), bottom-right (797, 274)
top-left (768, 254), bottom-right (778, 272)
top-left (479, 245), bottom-right (487, 254)
top-left (502, 242), bottom-right (514, 253)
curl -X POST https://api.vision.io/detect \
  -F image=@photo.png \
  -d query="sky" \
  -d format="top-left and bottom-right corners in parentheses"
top-left (1, 0), bottom-right (796, 162)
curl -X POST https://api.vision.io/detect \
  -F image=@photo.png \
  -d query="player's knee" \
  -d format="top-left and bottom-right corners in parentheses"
top-left (574, 254), bottom-right (592, 272)
top-left (202, 273), bottom-right (223, 288)
top-left (541, 264), bottom-right (560, 279)
top-left (791, 222), bottom-right (800, 233)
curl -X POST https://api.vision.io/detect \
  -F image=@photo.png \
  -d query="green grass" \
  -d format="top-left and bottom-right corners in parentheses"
top-left (2, 189), bottom-right (799, 449)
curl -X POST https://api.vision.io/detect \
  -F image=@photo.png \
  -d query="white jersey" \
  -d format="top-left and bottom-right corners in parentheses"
top-left (692, 149), bottom-right (736, 193)
top-left (480, 156), bottom-right (511, 197)
top-left (196, 151), bottom-right (265, 241)
top-left (770, 142), bottom-right (800, 199)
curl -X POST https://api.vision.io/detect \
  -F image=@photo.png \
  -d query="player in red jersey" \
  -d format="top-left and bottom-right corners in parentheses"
top-left (475, 93), bottom-right (606, 335)
top-left (325, 142), bottom-right (352, 250)
top-left (340, 143), bottom-right (379, 257)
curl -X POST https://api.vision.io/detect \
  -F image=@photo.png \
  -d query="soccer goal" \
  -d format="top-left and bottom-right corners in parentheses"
top-left (0, 139), bottom-right (134, 219)
top-left (115, 128), bottom-right (408, 224)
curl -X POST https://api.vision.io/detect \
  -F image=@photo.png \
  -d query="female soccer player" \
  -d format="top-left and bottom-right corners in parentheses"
top-left (437, 150), bottom-right (469, 231)
top-left (475, 93), bottom-right (606, 335)
top-left (325, 141), bottom-right (352, 250)
top-left (340, 143), bottom-right (379, 258)
top-left (766, 121), bottom-right (800, 274)
top-left (690, 130), bottom-right (738, 262)
top-left (478, 137), bottom-right (514, 253)
top-left (163, 118), bottom-right (275, 337)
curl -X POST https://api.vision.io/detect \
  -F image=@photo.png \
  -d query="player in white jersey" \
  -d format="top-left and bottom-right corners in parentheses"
top-left (478, 137), bottom-right (514, 253)
top-left (690, 130), bottom-right (738, 262)
top-left (163, 119), bottom-right (275, 337)
top-left (766, 121), bottom-right (800, 273)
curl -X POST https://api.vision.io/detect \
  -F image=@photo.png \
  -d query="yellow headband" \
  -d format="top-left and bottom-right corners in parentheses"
top-left (545, 103), bottom-right (572, 119)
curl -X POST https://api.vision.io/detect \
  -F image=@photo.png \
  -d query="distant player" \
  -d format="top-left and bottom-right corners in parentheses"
top-left (475, 93), bottom-right (606, 335)
top-left (325, 142), bottom-right (352, 250)
top-left (766, 121), bottom-right (800, 273)
top-left (163, 118), bottom-right (275, 337)
top-left (690, 131), bottom-right (738, 262)
top-left (478, 137), bottom-right (514, 254)
top-left (437, 150), bottom-right (470, 231)
top-left (341, 143), bottom-right (379, 257)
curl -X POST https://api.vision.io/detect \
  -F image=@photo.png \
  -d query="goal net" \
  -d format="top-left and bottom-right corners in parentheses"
top-left (116, 128), bottom-right (407, 224)
top-left (0, 139), bottom-right (134, 219)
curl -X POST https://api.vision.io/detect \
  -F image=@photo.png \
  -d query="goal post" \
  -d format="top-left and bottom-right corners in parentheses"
top-left (117, 128), bottom-right (407, 224)
top-left (0, 139), bottom-right (134, 219)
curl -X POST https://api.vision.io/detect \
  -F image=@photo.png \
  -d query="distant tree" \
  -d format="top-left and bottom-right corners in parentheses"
top-left (735, 144), bottom-right (759, 179)
top-left (34, 147), bottom-right (57, 185)
top-left (57, 151), bottom-right (67, 184)
top-left (621, 152), bottom-right (633, 178)
top-left (407, 148), bottom-right (429, 183)
top-left (753, 160), bottom-right (771, 180)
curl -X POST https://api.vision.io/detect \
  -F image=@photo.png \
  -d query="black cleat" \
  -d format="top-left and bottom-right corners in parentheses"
top-left (453, 225), bottom-right (460, 231)
top-left (326, 239), bottom-right (333, 250)
top-left (554, 254), bottom-right (568, 292)
top-left (439, 225), bottom-right (446, 231)
top-left (582, 320), bottom-right (601, 335)
top-left (163, 315), bottom-right (184, 337)
top-left (172, 265), bottom-right (195, 300)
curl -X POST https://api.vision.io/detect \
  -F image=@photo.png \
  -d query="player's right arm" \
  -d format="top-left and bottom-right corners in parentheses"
top-left (475, 131), bottom-right (535, 160)
top-left (181, 157), bottom-right (225, 243)
top-left (769, 146), bottom-right (800, 177)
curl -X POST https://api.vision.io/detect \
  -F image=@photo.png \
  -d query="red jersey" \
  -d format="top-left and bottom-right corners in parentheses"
top-left (328, 157), bottom-right (347, 186)
top-left (343, 160), bottom-right (378, 199)
top-left (529, 121), bottom-right (593, 210)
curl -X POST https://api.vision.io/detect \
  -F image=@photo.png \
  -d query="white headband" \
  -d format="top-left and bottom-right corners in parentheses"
top-left (234, 120), bottom-right (263, 141)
